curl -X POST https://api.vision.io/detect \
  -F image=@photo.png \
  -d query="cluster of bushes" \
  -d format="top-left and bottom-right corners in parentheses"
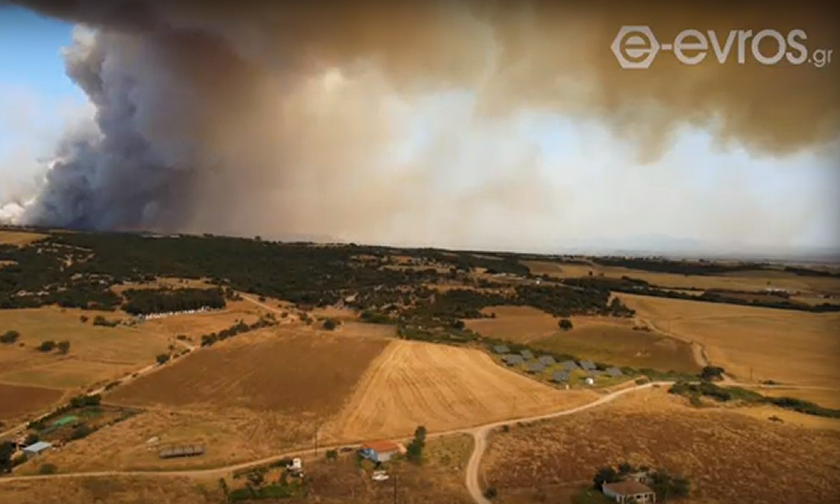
top-left (225, 465), bottom-right (306, 501)
top-left (92, 315), bottom-right (119, 327)
top-left (27, 394), bottom-right (101, 431)
top-left (668, 381), bottom-right (840, 418)
top-left (200, 317), bottom-right (278, 347)
top-left (122, 287), bottom-right (226, 315)
top-left (36, 339), bottom-right (71, 354)
top-left (591, 257), bottom-right (769, 276)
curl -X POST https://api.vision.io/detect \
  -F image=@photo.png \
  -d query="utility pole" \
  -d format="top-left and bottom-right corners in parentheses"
top-left (314, 422), bottom-right (320, 457)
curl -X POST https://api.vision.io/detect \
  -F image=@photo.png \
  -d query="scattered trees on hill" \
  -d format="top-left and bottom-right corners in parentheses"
top-left (0, 330), bottom-right (20, 344)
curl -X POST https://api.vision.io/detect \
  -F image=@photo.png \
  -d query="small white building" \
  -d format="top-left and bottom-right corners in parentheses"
top-left (602, 481), bottom-right (657, 503)
top-left (22, 441), bottom-right (52, 457)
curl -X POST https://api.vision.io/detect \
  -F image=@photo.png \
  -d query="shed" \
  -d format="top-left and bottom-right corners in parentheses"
top-left (579, 360), bottom-right (597, 371)
top-left (520, 349), bottom-right (534, 360)
top-left (552, 371), bottom-right (569, 383)
top-left (493, 345), bottom-right (510, 354)
top-left (602, 481), bottom-right (657, 503)
top-left (606, 367), bottom-right (623, 378)
top-left (560, 360), bottom-right (579, 371)
top-left (502, 354), bottom-right (524, 366)
top-left (538, 355), bottom-right (556, 366)
top-left (360, 440), bottom-right (400, 463)
top-left (525, 362), bottom-right (545, 374)
top-left (22, 441), bottom-right (52, 457)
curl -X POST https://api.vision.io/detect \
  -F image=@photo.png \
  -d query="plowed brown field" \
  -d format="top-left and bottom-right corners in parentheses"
top-left (0, 383), bottom-right (64, 421)
top-left (324, 340), bottom-right (596, 442)
top-left (107, 329), bottom-right (388, 414)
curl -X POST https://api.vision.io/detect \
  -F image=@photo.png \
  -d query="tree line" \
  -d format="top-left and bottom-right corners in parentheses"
top-left (122, 287), bottom-right (226, 315)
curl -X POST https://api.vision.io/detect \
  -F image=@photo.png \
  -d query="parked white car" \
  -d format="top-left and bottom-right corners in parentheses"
top-left (372, 470), bottom-right (389, 481)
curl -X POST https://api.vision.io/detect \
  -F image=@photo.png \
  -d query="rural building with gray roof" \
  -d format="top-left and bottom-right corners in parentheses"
top-left (493, 345), bottom-right (510, 354)
top-left (159, 444), bottom-right (206, 459)
top-left (606, 367), bottom-right (623, 377)
top-left (561, 360), bottom-right (579, 371)
top-left (579, 360), bottom-right (597, 371)
top-left (501, 354), bottom-right (524, 366)
top-left (538, 355), bottom-right (556, 366)
top-left (22, 441), bottom-right (52, 457)
top-left (552, 371), bottom-right (569, 383)
top-left (526, 362), bottom-right (546, 373)
top-left (520, 349), bottom-right (534, 360)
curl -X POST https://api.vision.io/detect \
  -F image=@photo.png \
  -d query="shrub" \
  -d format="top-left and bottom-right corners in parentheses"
top-left (57, 340), bottom-right (71, 355)
top-left (558, 318), bottom-right (573, 331)
top-left (0, 330), bottom-right (20, 344)
top-left (484, 487), bottom-right (498, 499)
top-left (38, 463), bottom-right (58, 475)
top-left (37, 340), bottom-right (56, 352)
top-left (156, 353), bottom-right (171, 365)
top-left (326, 449), bottom-right (338, 460)
top-left (79, 315), bottom-right (88, 323)
top-left (323, 319), bottom-right (338, 330)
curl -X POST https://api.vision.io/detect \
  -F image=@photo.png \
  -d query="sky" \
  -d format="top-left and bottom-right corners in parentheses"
top-left (0, 4), bottom-right (837, 257)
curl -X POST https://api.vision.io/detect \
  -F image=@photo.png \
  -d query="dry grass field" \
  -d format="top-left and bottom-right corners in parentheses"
top-left (465, 306), bottom-right (558, 343)
top-left (620, 294), bottom-right (840, 387)
top-left (324, 340), bottom-right (597, 443)
top-left (0, 230), bottom-right (47, 246)
top-left (480, 387), bottom-right (840, 504)
top-left (0, 307), bottom-right (171, 390)
top-left (0, 475), bottom-right (223, 504)
top-left (750, 386), bottom-right (840, 410)
top-left (0, 382), bottom-right (65, 422)
top-left (107, 328), bottom-right (388, 414)
top-left (134, 304), bottom-right (262, 340)
top-left (523, 260), bottom-right (840, 295)
top-left (532, 317), bottom-right (701, 374)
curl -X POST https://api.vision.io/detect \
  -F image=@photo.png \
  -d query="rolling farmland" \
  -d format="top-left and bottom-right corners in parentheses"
top-left (325, 340), bottom-right (597, 442)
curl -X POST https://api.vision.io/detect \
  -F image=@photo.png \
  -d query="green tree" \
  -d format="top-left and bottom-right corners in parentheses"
top-left (79, 315), bottom-right (89, 323)
top-left (24, 433), bottom-right (39, 446)
top-left (326, 449), bottom-right (338, 460)
top-left (700, 366), bottom-right (726, 381)
top-left (323, 319), bottom-right (338, 330)
top-left (37, 340), bottom-right (56, 352)
top-left (592, 466), bottom-right (618, 489)
top-left (156, 353), bottom-right (171, 365)
top-left (57, 340), bottom-right (71, 355)
top-left (406, 425), bottom-right (427, 464)
top-left (0, 330), bottom-right (20, 344)
top-left (558, 318), bottom-right (573, 331)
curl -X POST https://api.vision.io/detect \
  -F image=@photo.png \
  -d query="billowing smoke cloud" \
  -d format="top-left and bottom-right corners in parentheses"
top-left (3, 0), bottom-right (839, 250)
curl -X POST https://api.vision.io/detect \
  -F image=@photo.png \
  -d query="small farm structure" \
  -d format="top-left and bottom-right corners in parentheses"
top-left (560, 360), bottom-right (579, 372)
top-left (602, 481), bottom-right (657, 503)
top-left (538, 355), bottom-right (556, 366)
top-left (526, 362), bottom-right (545, 374)
top-left (520, 349), bottom-right (534, 360)
top-left (501, 354), bottom-right (524, 366)
top-left (552, 371), bottom-right (569, 383)
top-left (493, 345), bottom-right (510, 354)
top-left (359, 440), bottom-right (400, 463)
top-left (606, 367), bottom-right (624, 378)
top-left (579, 360), bottom-right (597, 371)
top-left (158, 444), bottom-right (206, 459)
top-left (22, 441), bottom-right (52, 457)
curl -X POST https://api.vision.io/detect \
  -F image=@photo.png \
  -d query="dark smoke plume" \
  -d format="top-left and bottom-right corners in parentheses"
top-left (2, 0), bottom-right (839, 246)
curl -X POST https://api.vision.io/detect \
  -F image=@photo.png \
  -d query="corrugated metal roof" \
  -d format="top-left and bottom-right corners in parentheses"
top-left (23, 441), bottom-right (52, 452)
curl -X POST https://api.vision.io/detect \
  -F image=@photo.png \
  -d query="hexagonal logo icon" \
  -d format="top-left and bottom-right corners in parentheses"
top-left (611, 25), bottom-right (660, 69)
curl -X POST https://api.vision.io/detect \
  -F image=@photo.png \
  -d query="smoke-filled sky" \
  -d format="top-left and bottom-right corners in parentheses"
top-left (0, 0), bottom-right (838, 256)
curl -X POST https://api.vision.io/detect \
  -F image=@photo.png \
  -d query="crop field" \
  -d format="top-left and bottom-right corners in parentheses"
top-left (0, 359), bottom-right (137, 390)
top-left (0, 307), bottom-right (169, 364)
top-left (107, 328), bottom-right (389, 414)
top-left (522, 260), bottom-right (840, 295)
top-left (0, 475), bottom-right (222, 504)
top-left (465, 305), bottom-right (558, 343)
top-left (480, 388), bottom-right (840, 504)
top-left (0, 382), bottom-right (64, 422)
top-left (532, 317), bottom-right (701, 374)
top-left (0, 230), bottom-right (47, 246)
top-left (620, 294), bottom-right (840, 387)
top-left (134, 304), bottom-right (262, 340)
top-left (324, 340), bottom-right (597, 442)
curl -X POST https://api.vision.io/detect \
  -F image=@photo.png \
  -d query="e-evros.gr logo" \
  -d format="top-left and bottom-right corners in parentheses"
top-left (611, 25), bottom-right (833, 69)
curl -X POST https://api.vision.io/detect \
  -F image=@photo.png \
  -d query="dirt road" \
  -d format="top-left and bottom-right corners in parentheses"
top-left (463, 381), bottom-right (668, 504)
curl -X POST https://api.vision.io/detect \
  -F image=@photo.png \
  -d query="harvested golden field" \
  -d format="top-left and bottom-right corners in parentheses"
top-left (620, 294), bottom-right (840, 387)
top-left (0, 382), bottom-right (64, 421)
top-left (480, 388), bottom-right (840, 504)
top-left (326, 320), bottom-right (398, 338)
top-left (465, 305), bottom-right (558, 343)
top-left (0, 230), bottom-right (47, 246)
top-left (0, 359), bottom-right (136, 390)
top-left (324, 340), bottom-right (596, 442)
top-left (522, 260), bottom-right (840, 295)
top-left (0, 475), bottom-right (222, 504)
top-left (532, 317), bottom-right (700, 374)
top-left (134, 304), bottom-right (262, 340)
top-left (108, 328), bottom-right (388, 414)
